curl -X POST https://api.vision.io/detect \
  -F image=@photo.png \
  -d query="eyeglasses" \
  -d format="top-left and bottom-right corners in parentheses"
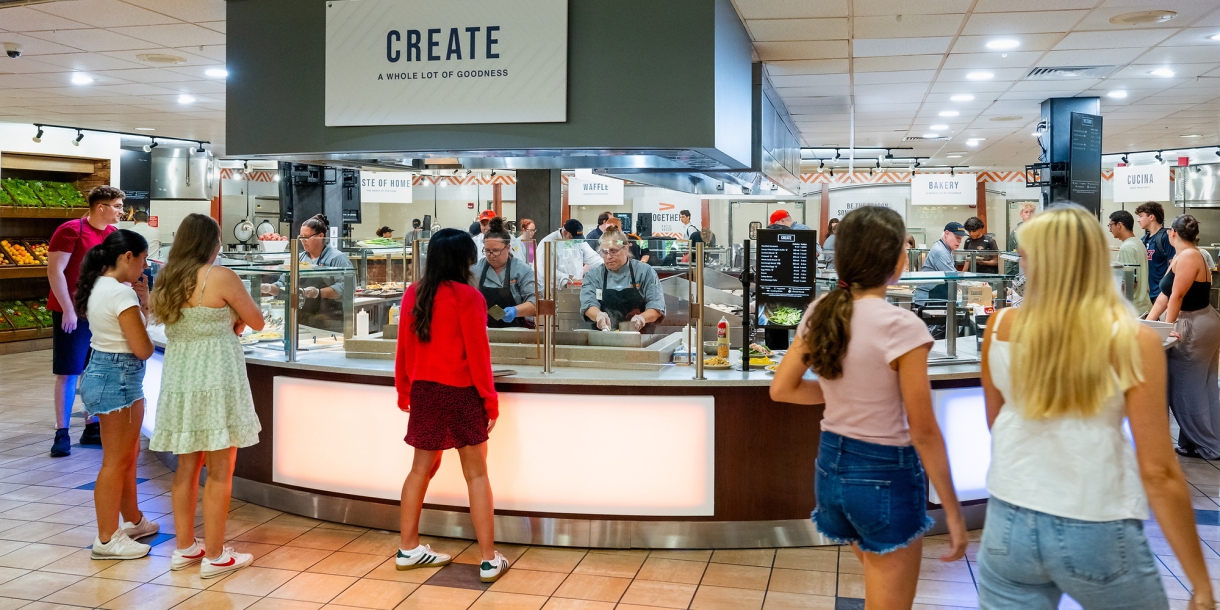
top-left (598, 247), bottom-right (625, 257)
top-left (298, 233), bottom-right (322, 240)
top-left (483, 247), bottom-right (508, 256)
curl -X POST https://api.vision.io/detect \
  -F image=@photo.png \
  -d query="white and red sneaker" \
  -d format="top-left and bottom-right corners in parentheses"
top-left (171, 540), bottom-right (207, 571)
top-left (200, 547), bottom-right (252, 579)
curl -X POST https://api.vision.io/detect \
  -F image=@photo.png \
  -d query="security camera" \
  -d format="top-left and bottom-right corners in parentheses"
top-left (3, 43), bottom-right (22, 59)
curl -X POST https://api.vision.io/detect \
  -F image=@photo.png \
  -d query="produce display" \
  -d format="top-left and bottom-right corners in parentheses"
top-left (748, 343), bottom-right (773, 358)
top-left (767, 306), bottom-right (802, 326)
top-left (0, 179), bottom-right (87, 208)
top-left (0, 251), bottom-right (11, 267)
top-left (26, 241), bottom-right (48, 264)
top-left (357, 237), bottom-right (399, 248)
top-left (0, 301), bottom-right (38, 330)
top-left (0, 186), bottom-right (11, 206)
top-left (1, 179), bottom-right (41, 207)
top-left (0, 240), bottom-right (37, 265)
top-left (258, 232), bottom-right (288, 241)
top-left (0, 314), bottom-right (11, 332)
top-left (23, 300), bottom-right (52, 328)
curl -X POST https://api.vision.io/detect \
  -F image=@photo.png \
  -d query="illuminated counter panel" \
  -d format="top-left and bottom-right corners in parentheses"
top-left (272, 377), bottom-right (715, 516)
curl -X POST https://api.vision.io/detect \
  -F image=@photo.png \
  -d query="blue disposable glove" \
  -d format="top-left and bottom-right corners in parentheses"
top-left (502, 306), bottom-right (517, 323)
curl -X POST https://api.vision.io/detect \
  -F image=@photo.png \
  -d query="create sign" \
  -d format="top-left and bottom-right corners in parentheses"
top-left (325, 0), bottom-right (567, 126)
top-left (911, 173), bottom-right (978, 206)
top-left (359, 171), bottom-right (414, 204)
top-left (1113, 164), bottom-right (1171, 202)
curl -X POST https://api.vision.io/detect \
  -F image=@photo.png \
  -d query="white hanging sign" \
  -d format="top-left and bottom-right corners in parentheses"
top-left (911, 173), bottom-right (977, 206)
top-left (325, 0), bottom-right (568, 126)
top-left (636, 189), bottom-right (702, 238)
top-left (569, 169), bottom-right (624, 207)
top-left (360, 172), bottom-right (414, 204)
top-left (1113, 164), bottom-right (1170, 202)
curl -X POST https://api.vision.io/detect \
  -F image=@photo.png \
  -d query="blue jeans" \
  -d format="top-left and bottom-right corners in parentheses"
top-left (813, 430), bottom-right (934, 554)
top-left (977, 497), bottom-right (1167, 610)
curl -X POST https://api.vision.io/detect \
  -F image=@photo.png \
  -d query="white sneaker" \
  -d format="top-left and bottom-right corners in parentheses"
top-left (200, 547), bottom-right (253, 579)
top-left (479, 551), bottom-right (509, 583)
top-left (171, 539), bottom-right (207, 571)
top-left (121, 517), bottom-right (159, 541)
top-left (395, 544), bottom-right (452, 571)
top-left (91, 530), bottom-right (151, 560)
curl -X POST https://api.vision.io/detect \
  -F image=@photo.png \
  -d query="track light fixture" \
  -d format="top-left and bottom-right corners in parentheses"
top-left (195, 142), bottom-right (205, 153)
top-left (466, 169), bottom-right (472, 176)
top-left (142, 138), bottom-right (158, 153)
top-left (885, 150), bottom-right (894, 160)
top-left (1155, 151), bottom-right (1163, 163)
top-left (72, 129), bottom-right (84, 146)
top-left (1215, 149), bottom-right (1220, 158)
top-left (1121, 154), bottom-right (1128, 165)
top-left (31, 125), bottom-right (43, 144)
top-left (833, 149), bottom-right (841, 161)
top-left (951, 167), bottom-right (956, 176)
top-left (490, 170), bottom-right (497, 177)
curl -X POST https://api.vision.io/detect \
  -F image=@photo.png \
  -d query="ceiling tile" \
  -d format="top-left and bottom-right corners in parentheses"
top-left (853, 55), bottom-right (943, 71)
top-left (110, 23), bottom-right (226, 47)
top-left (754, 41), bottom-right (849, 60)
top-left (118, 0), bottom-right (227, 23)
top-left (732, 0), bottom-right (849, 20)
top-left (32, 52), bottom-right (147, 72)
top-left (197, 21), bottom-right (224, 34)
top-left (771, 85), bottom-right (852, 97)
top-left (1076, 4), bottom-right (1219, 31)
top-left (853, 0), bottom-right (974, 16)
top-left (852, 37), bottom-right (952, 57)
top-left (1054, 29), bottom-right (1174, 50)
top-left (26, 28), bottom-right (153, 52)
top-left (1038, 48), bottom-right (1146, 66)
top-left (764, 59), bottom-right (850, 77)
top-left (1134, 45), bottom-right (1220, 65)
top-left (951, 33), bottom-right (1066, 53)
top-left (97, 67), bottom-right (204, 83)
top-left (100, 48), bottom-right (215, 67)
top-left (942, 51), bottom-right (1043, 70)
top-left (854, 14), bottom-right (966, 39)
top-left (0, 7), bottom-right (92, 31)
top-left (768, 73), bottom-right (850, 88)
top-left (936, 67), bottom-right (1029, 81)
top-left (0, 32), bottom-right (86, 56)
top-left (963, 11), bottom-right (1090, 35)
top-left (853, 70), bottom-right (937, 85)
top-left (32, 0), bottom-right (180, 28)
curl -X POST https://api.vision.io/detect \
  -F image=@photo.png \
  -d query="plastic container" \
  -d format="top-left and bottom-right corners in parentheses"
top-left (356, 309), bottom-right (369, 338)
top-left (716, 316), bottom-right (729, 358)
top-left (260, 239), bottom-right (288, 253)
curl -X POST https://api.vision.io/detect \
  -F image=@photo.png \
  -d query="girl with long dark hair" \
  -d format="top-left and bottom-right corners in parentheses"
top-left (75, 229), bottom-right (160, 560)
top-left (394, 228), bottom-right (508, 582)
top-left (771, 206), bottom-right (966, 609)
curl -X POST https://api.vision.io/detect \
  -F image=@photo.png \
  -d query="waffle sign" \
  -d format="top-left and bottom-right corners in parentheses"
top-left (1113, 164), bottom-right (1170, 202)
top-left (911, 173), bottom-right (978, 206)
top-left (325, 0), bottom-right (567, 126)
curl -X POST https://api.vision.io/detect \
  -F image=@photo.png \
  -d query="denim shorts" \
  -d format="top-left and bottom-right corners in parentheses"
top-left (79, 351), bottom-right (145, 416)
top-left (813, 430), bottom-right (935, 554)
top-left (977, 497), bottom-right (1167, 610)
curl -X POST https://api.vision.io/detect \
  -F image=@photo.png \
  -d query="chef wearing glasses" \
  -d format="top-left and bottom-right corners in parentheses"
top-left (471, 218), bottom-right (537, 328)
top-left (579, 227), bottom-right (665, 333)
top-left (260, 214), bottom-right (353, 331)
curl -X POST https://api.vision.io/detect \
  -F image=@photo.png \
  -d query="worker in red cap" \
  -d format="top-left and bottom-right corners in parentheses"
top-left (768, 209), bottom-right (812, 231)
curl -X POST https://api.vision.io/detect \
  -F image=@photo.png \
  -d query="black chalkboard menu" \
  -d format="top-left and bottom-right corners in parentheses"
top-left (1069, 112), bottom-right (1102, 214)
top-left (755, 228), bottom-right (818, 327)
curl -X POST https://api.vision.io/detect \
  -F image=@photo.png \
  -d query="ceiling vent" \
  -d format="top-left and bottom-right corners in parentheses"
top-left (1026, 65), bottom-right (1117, 80)
top-left (904, 135), bottom-right (951, 142)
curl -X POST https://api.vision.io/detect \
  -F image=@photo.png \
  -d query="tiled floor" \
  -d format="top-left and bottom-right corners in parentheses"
top-left (0, 350), bottom-right (1216, 609)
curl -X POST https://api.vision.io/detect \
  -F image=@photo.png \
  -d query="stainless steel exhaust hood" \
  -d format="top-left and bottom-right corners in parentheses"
top-left (1177, 164), bottom-right (1220, 207)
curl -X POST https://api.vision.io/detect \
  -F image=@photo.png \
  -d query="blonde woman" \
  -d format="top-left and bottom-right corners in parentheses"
top-left (149, 214), bottom-right (265, 579)
top-left (979, 205), bottom-right (1213, 609)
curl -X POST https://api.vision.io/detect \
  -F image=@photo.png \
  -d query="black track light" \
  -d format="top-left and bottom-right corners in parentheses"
top-left (1121, 154), bottom-right (1128, 165)
top-left (951, 167), bottom-right (956, 177)
top-left (466, 169), bottom-right (472, 176)
top-left (1155, 151), bottom-right (1164, 163)
top-left (1215, 149), bottom-right (1220, 158)
top-left (195, 142), bottom-right (205, 153)
top-left (833, 149), bottom-right (841, 161)
top-left (31, 125), bottom-right (43, 144)
top-left (884, 149), bottom-right (894, 160)
top-left (72, 129), bottom-right (84, 146)
top-left (142, 138), bottom-right (158, 153)
top-left (490, 170), bottom-right (497, 177)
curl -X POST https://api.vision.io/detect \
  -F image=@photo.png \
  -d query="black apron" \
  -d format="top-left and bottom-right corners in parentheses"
top-left (595, 261), bottom-right (658, 333)
top-left (299, 248), bottom-right (344, 333)
top-left (479, 258), bottom-right (528, 329)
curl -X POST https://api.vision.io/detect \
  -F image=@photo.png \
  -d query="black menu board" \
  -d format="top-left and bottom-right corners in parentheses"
top-left (755, 229), bottom-right (817, 327)
top-left (1069, 112), bottom-right (1102, 214)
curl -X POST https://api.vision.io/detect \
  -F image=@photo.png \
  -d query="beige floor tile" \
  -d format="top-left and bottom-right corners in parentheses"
top-left (167, 586), bottom-right (258, 607)
top-left (837, 573), bottom-right (865, 599)
top-left (487, 568), bottom-right (567, 596)
top-left (41, 576), bottom-right (141, 606)
top-left (148, 565), bottom-right (233, 590)
top-left (37, 506), bottom-right (96, 526)
top-left (911, 579), bottom-right (980, 607)
top-left (690, 585), bottom-right (766, 610)
top-left (228, 505), bottom-right (284, 525)
top-left (835, 550), bottom-right (863, 575)
top-left (236, 524), bottom-right (313, 546)
top-left (248, 598), bottom-right (324, 610)
top-left (571, 553), bottom-right (644, 579)
top-left (417, 536), bottom-right (474, 559)
top-left (618, 579), bottom-right (697, 608)
top-left (227, 541), bottom-right (286, 562)
top-left (0, 569), bottom-right (27, 588)
top-left (918, 559), bottom-right (974, 584)
top-left (540, 598), bottom-right (613, 610)
top-left (97, 582), bottom-right (198, 610)
top-left (0, 570), bottom-right (81, 600)
top-left (551, 574), bottom-right (631, 603)
top-left (0, 503), bottom-right (69, 521)
top-left (287, 529), bottom-right (364, 552)
top-left (635, 557), bottom-right (707, 585)
top-left (394, 584), bottom-right (482, 610)
top-left (772, 549), bottom-right (838, 572)
top-left (647, 549), bottom-right (713, 562)
top-left (0, 597), bottom-right (35, 610)
top-left (314, 522), bottom-right (367, 533)
top-left (307, 552), bottom-right (385, 578)
top-left (0, 544), bottom-right (74, 570)
top-left (700, 563), bottom-right (771, 591)
top-left (39, 526), bottom-right (99, 548)
top-left (455, 544), bottom-right (529, 566)
top-left (268, 572), bottom-right (358, 604)
top-left (339, 532), bottom-right (402, 557)
top-left (93, 553), bottom-right (172, 583)
top-left (213, 567), bottom-right (300, 597)
top-left (0, 522), bottom-right (75, 544)
top-left (468, 591), bottom-right (548, 610)
top-left (39, 549), bottom-right (117, 577)
top-left (762, 591), bottom-right (836, 610)
top-left (266, 514), bottom-right (324, 529)
top-left (363, 558), bottom-right (442, 584)
top-left (255, 547), bottom-right (334, 572)
top-left (766, 569), bottom-right (835, 597)
top-left (327, 578), bottom-right (417, 609)
top-left (512, 549), bottom-right (587, 574)
top-left (711, 550), bottom-right (776, 568)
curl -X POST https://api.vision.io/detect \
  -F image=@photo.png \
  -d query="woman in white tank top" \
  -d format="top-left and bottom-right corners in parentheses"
top-left (977, 204), bottom-right (1213, 610)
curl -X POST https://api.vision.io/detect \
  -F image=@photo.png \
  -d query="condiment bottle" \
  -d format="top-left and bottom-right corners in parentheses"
top-left (717, 316), bottom-right (729, 358)
top-left (356, 309), bottom-right (369, 337)
top-left (388, 303), bottom-right (400, 325)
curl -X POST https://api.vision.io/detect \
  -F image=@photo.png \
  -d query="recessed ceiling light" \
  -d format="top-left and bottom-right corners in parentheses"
top-left (137, 53), bottom-right (187, 65)
top-left (178, 94), bottom-right (196, 104)
top-left (1150, 68), bottom-right (1175, 77)
top-left (939, 110), bottom-right (960, 117)
top-left (948, 152), bottom-right (968, 155)
top-left (923, 133), bottom-right (940, 138)
top-left (930, 124), bottom-right (949, 130)
top-left (135, 127), bottom-right (155, 131)
top-left (985, 39), bottom-right (1020, 50)
top-left (1181, 134), bottom-right (1203, 138)
top-left (70, 73), bottom-right (92, 85)
top-left (1110, 10), bottom-right (1176, 25)
top-left (950, 94), bottom-right (975, 102)
top-left (1209, 34), bottom-right (1220, 41)
top-left (1031, 132), bottom-right (1042, 137)
top-left (966, 140), bottom-right (980, 147)
top-left (947, 155), bottom-right (963, 158)
top-left (204, 68), bottom-right (228, 78)
top-left (966, 71), bottom-right (994, 80)
top-left (1107, 90), bottom-right (1128, 98)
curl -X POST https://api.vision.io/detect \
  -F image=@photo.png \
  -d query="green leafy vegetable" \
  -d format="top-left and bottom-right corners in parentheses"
top-left (0, 301), bottom-right (38, 329)
top-left (23, 300), bottom-right (52, 328)
top-left (1, 179), bottom-right (41, 207)
top-left (769, 306), bottom-right (802, 326)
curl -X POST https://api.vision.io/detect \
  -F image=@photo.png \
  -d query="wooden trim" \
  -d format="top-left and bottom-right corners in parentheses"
top-left (0, 153), bottom-right (98, 174)
top-left (975, 180), bottom-right (987, 227)
top-left (492, 183), bottom-right (502, 216)
top-left (0, 207), bottom-right (85, 220)
top-left (819, 183), bottom-right (830, 244)
top-left (0, 266), bottom-right (47, 280)
top-left (700, 199), bottom-right (710, 229)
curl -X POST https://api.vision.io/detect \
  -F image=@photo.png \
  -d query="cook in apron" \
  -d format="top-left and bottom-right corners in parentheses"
top-left (594, 261), bottom-right (658, 334)
top-left (479, 257), bottom-right (532, 329)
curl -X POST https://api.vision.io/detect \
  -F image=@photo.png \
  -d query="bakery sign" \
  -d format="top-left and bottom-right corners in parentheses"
top-left (1113, 164), bottom-right (1170, 202)
top-left (911, 173), bottom-right (978, 206)
top-left (325, 0), bottom-right (568, 126)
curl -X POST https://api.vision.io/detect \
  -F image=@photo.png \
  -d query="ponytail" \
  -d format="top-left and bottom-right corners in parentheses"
top-left (801, 289), bottom-right (855, 379)
top-left (74, 229), bottom-right (148, 319)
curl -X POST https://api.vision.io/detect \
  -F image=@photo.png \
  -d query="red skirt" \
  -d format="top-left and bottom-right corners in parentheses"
top-left (406, 380), bottom-right (491, 451)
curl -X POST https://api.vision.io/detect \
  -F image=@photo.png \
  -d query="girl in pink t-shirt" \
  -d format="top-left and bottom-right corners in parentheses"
top-left (771, 206), bottom-right (966, 609)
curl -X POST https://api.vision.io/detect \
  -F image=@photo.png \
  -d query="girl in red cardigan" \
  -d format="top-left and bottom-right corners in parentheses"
top-left (394, 228), bottom-right (508, 582)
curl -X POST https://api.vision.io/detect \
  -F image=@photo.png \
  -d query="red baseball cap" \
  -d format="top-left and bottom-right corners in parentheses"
top-left (478, 210), bottom-right (496, 221)
top-left (769, 210), bottom-right (791, 224)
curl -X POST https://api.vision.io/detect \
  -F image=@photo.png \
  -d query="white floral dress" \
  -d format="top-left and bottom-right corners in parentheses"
top-left (150, 268), bottom-right (261, 453)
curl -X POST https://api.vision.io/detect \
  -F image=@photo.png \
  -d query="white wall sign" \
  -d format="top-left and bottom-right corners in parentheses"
top-left (636, 189), bottom-right (702, 238)
top-left (360, 171), bottom-right (414, 204)
top-left (325, 0), bottom-right (568, 126)
top-left (569, 169), bottom-right (624, 207)
top-left (911, 173), bottom-right (978, 206)
top-left (1113, 164), bottom-right (1170, 202)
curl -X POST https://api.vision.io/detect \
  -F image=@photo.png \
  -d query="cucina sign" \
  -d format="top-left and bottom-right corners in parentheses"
top-left (1113, 164), bottom-right (1170, 202)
